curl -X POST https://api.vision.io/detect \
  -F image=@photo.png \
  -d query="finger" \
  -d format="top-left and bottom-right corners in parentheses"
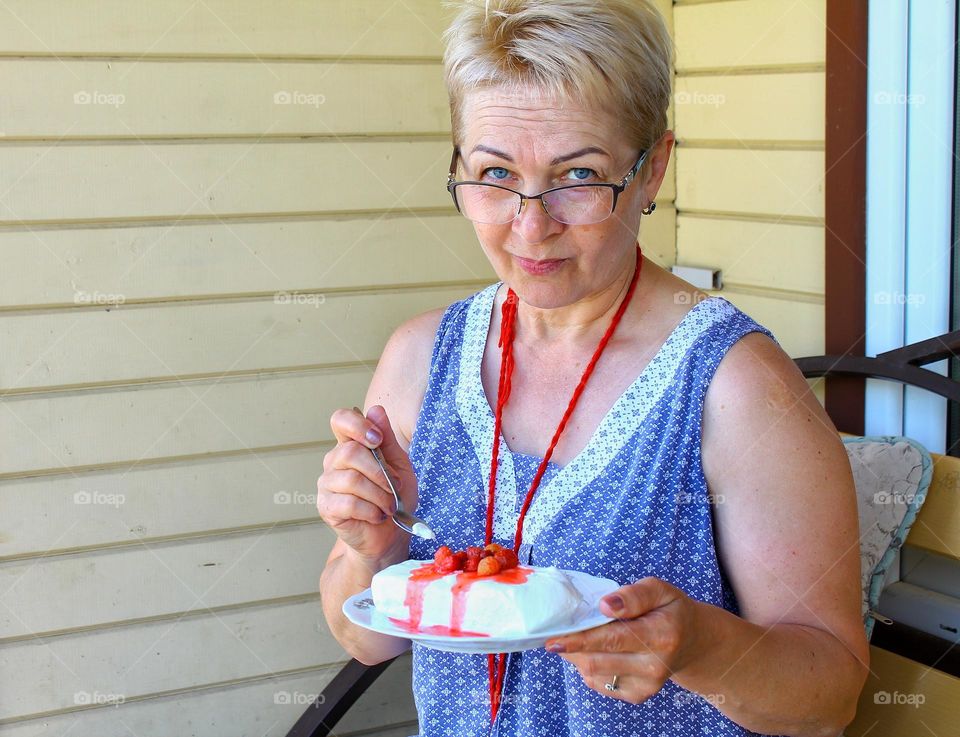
top-left (330, 407), bottom-right (382, 448)
top-left (546, 617), bottom-right (658, 655)
top-left (558, 651), bottom-right (669, 692)
top-left (329, 440), bottom-right (398, 495)
top-left (322, 468), bottom-right (397, 518)
top-left (365, 405), bottom-right (405, 468)
top-left (598, 577), bottom-right (681, 620)
top-left (318, 478), bottom-right (392, 526)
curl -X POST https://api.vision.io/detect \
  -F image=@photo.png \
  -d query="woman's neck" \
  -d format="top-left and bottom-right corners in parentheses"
top-left (513, 253), bottom-right (642, 345)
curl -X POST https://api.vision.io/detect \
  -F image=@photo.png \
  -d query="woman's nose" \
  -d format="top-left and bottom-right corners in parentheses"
top-left (512, 197), bottom-right (564, 243)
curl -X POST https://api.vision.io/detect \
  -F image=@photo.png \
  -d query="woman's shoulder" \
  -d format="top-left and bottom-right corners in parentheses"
top-left (366, 286), bottom-right (495, 447)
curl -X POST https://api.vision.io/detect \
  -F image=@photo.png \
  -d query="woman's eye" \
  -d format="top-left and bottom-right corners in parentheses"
top-left (565, 167), bottom-right (597, 182)
top-left (481, 167), bottom-right (511, 181)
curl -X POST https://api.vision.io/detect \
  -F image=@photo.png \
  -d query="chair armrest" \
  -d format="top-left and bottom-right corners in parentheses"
top-left (285, 657), bottom-right (396, 737)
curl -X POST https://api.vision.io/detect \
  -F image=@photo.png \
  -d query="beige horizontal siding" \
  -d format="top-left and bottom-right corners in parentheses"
top-left (0, 215), bottom-right (484, 310)
top-left (0, 3), bottom-right (459, 733)
top-left (0, 140), bottom-right (452, 224)
top-left (0, 446), bottom-right (327, 560)
top-left (0, 0), bottom-right (447, 57)
top-left (673, 0), bottom-right (825, 361)
top-left (1, 60), bottom-right (448, 139)
top-left (2, 285), bottom-right (480, 392)
top-left (2, 369), bottom-right (369, 477)
top-left (676, 215), bottom-right (824, 295)
top-left (674, 72), bottom-right (825, 142)
top-left (1, 597), bottom-right (336, 719)
top-left (0, 524), bottom-right (332, 640)
top-left (675, 148), bottom-right (824, 219)
top-left (674, 0), bottom-right (825, 73)
top-left (0, 656), bottom-right (415, 736)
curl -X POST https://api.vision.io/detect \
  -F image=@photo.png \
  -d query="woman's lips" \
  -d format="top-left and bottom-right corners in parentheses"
top-left (514, 255), bottom-right (566, 275)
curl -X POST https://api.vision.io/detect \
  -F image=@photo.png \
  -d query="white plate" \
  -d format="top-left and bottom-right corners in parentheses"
top-left (342, 568), bottom-right (621, 654)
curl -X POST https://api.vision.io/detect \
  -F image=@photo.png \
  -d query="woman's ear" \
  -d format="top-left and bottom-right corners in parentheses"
top-left (640, 130), bottom-right (675, 204)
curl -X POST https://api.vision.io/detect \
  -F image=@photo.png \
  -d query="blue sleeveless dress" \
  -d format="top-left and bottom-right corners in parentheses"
top-left (406, 282), bottom-right (778, 737)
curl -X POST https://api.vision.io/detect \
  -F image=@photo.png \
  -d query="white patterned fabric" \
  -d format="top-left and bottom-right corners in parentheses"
top-left (842, 436), bottom-right (932, 637)
top-left (408, 283), bottom-right (779, 737)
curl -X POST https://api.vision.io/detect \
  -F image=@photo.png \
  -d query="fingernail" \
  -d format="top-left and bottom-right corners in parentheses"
top-left (604, 594), bottom-right (624, 613)
top-left (366, 428), bottom-right (382, 446)
top-left (545, 642), bottom-right (565, 654)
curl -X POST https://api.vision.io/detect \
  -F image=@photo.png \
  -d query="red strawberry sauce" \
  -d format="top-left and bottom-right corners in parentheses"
top-left (388, 561), bottom-right (532, 637)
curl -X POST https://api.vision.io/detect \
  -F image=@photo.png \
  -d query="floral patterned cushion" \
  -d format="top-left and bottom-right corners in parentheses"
top-left (843, 436), bottom-right (933, 637)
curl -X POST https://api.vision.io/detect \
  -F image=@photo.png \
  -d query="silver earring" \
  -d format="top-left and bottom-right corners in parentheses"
top-left (641, 201), bottom-right (657, 216)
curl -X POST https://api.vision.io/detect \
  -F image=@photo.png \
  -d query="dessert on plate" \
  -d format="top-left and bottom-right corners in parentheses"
top-left (370, 543), bottom-right (584, 637)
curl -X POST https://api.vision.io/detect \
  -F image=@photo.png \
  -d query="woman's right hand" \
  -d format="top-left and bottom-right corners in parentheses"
top-left (316, 405), bottom-right (418, 565)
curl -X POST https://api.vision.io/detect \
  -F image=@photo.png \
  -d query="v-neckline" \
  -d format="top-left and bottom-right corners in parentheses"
top-left (455, 282), bottom-right (732, 545)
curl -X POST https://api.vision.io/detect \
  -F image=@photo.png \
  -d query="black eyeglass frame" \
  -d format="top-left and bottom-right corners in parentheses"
top-left (445, 147), bottom-right (650, 225)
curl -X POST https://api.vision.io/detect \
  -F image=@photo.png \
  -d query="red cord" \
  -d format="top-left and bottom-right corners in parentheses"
top-left (484, 245), bottom-right (643, 724)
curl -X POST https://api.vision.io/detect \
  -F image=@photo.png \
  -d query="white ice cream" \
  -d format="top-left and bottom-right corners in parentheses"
top-left (371, 558), bottom-right (584, 637)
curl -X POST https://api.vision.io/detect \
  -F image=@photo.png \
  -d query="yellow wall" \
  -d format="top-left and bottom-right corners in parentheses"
top-left (0, 2), bottom-right (479, 734)
top-left (672, 0), bottom-right (825, 360)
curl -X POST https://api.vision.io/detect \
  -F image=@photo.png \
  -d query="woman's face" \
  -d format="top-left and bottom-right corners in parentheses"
top-left (457, 87), bottom-right (671, 310)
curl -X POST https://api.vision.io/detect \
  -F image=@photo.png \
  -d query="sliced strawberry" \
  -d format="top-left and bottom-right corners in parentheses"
top-left (494, 548), bottom-right (519, 570)
top-left (465, 545), bottom-right (484, 560)
top-left (435, 556), bottom-right (458, 574)
top-left (451, 551), bottom-right (467, 571)
top-left (463, 556), bottom-right (479, 572)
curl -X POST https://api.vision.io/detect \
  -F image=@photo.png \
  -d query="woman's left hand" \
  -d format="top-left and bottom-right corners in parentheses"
top-left (544, 577), bottom-right (707, 704)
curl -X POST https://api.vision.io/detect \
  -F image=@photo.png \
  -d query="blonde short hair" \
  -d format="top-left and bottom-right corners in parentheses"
top-left (443, 0), bottom-right (673, 154)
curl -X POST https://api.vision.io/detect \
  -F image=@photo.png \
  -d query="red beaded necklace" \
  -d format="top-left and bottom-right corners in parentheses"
top-left (484, 244), bottom-right (643, 723)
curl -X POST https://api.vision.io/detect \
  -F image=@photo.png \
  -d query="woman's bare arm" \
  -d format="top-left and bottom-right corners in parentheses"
top-left (318, 307), bottom-right (444, 665)
top-left (674, 332), bottom-right (869, 736)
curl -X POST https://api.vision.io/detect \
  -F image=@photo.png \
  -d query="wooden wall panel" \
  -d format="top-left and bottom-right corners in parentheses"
top-left (673, 0), bottom-right (825, 362)
top-left (674, 0), bottom-right (825, 72)
top-left (1, 598), bottom-right (337, 719)
top-left (0, 216), bottom-right (486, 309)
top-left (675, 148), bottom-right (824, 220)
top-left (674, 73), bottom-right (824, 142)
top-left (676, 215), bottom-right (823, 295)
top-left (0, 141), bottom-right (452, 224)
top-left (0, 0), bottom-right (447, 57)
top-left (0, 524), bottom-right (333, 639)
top-left (2, 286), bottom-right (478, 391)
top-left (1, 61), bottom-right (449, 139)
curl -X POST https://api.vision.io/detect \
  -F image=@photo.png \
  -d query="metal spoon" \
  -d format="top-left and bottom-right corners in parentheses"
top-left (353, 407), bottom-right (435, 540)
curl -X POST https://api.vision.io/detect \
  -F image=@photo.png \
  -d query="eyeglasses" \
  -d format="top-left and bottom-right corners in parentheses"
top-left (445, 147), bottom-right (648, 225)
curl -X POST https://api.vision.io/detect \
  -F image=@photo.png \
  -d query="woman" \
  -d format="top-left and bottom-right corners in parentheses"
top-left (318, 1), bottom-right (869, 735)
